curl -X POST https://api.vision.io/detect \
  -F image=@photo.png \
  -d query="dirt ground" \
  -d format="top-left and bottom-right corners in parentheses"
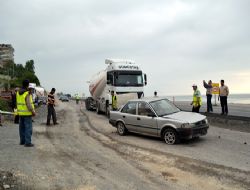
top-left (0, 101), bottom-right (249, 190)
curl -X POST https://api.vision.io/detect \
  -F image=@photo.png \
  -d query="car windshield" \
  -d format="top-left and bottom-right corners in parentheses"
top-left (149, 99), bottom-right (180, 116)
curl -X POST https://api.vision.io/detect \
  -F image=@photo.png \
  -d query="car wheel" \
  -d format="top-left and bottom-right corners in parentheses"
top-left (163, 128), bottom-right (179, 145)
top-left (117, 122), bottom-right (127, 136)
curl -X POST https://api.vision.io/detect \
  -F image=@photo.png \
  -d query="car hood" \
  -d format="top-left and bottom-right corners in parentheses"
top-left (162, 111), bottom-right (206, 124)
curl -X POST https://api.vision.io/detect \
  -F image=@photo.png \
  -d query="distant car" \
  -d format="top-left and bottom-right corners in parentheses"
top-left (60, 95), bottom-right (69, 102)
top-left (109, 98), bottom-right (209, 145)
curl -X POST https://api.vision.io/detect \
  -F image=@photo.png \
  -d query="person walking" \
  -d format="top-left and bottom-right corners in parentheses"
top-left (203, 80), bottom-right (213, 112)
top-left (191, 84), bottom-right (202, 113)
top-left (154, 91), bottom-right (158, 97)
top-left (75, 94), bottom-right (80, 104)
top-left (111, 91), bottom-right (118, 111)
top-left (218, 80), bottom-right (229, 115)
top-left (12, 87), bottom-right (20, 124)
top-left (46, 88), bottom-right (58, 125)
top-left (16, 80), bottom-right (36, 147)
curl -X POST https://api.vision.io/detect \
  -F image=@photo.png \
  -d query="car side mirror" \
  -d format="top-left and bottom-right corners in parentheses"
top-left (144, 74), bottom-right (147, 86)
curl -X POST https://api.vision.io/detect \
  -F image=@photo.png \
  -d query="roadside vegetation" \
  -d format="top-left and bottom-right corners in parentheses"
top-left (0, 98), bottom-right (11, 111)
top-left (0, 59), bottom-right (40, 90)
top-left (0, 60), bottom-right (41, 111)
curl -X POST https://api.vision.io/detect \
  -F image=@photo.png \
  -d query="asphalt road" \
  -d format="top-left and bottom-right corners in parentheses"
top-left (173, 101), bottom-right (250, 117)
top-left (0, 101), bottom-right (249, 190)
top-left (88, 111), bottom-right (250, 171)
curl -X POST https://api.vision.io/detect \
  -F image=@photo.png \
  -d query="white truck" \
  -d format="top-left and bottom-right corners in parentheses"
top-left (29, 83), bottom-right (47, 105)
top-left (85, 59), bottom-right (147, 115)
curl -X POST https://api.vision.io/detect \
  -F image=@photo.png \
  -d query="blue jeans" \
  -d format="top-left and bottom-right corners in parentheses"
top-left (207, 94), bottom-right (213, 112)
top-left (220, 96), bottom-right (228, 114)
top-left (19, 116), bottom-right (33, 145)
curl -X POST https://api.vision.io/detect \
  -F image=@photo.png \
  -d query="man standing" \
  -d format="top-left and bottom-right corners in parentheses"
top-left (191, 84), bottom-right (202, 113)
top-left (16, 80), bottom-right (36, 147)
top-left (111, 91), bottom-right (118, 111)
top-left (75, 94), bottom-right (80, 104)
top-left (12, 87), bottom-right (20, 124)
top-left (46, 88), bottom-right (58, 125)
top-left (154, 91), bottom-right (158, 97)
top-left (218, 80), bottom-right (229, 115)
top-left (203, 80), bottom-right (213, 113)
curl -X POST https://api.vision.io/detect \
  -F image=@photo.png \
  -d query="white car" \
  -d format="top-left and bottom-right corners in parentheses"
top-left (109, 98), bottom-right (209, 144)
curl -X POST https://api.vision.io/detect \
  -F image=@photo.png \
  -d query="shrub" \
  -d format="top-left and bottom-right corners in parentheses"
top-left (0, 98), bottom-right (11, 112)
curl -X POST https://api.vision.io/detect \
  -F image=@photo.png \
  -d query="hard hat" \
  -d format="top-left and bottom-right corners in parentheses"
top-left (192, 84), bottom-right (197, 87)
top-left (28, 84), bottom-right (35, 89)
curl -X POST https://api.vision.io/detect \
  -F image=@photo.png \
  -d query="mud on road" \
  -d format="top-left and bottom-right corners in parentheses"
top-left (0, 101), bottom-right (249, 190)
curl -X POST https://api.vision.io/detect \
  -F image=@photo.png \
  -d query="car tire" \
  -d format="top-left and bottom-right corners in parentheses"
top-left (117, 122), bottom-right (127, 136)
top-left (163, 128), bottom-right (179, 145)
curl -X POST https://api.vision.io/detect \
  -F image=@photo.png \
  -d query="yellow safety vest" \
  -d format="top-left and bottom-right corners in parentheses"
top-left (16, 91), bottom-right (34, 116)
top-left (193, 90), bottom-right (202, 107)
top-left (112, 95), bottom-right (117, 109)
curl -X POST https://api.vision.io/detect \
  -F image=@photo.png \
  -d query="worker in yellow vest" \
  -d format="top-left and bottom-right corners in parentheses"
top-left (191, 84), bottom-right (202, 113)
top-left (75, 94), bottom-right (80, 104)
top-left (16, 80), bottom-right (36, 147)
top-left (111, 91), bottom-right (118, 111)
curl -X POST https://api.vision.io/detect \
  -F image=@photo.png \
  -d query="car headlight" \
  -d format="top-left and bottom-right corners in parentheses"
top-left (181, 123), bottom-right (190, 128)
top-left (205, 119), bottom-right (208, 124)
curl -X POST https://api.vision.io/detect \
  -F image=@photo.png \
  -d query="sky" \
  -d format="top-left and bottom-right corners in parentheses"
top-left (1, 0), bottom-right (250, 96)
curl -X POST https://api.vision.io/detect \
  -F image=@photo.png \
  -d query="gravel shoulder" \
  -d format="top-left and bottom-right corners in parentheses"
top-left (0, 101), bottom-right (249, 190)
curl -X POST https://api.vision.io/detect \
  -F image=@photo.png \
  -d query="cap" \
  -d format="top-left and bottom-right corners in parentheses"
top-left (192, 84), bottom-right (197, 87)
top-left (28, 84), bottom-right (35, 89)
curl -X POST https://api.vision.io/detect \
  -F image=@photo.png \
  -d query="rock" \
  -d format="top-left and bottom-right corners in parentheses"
top-left (3, 184), bottom-right (10, 189)
top-left (244, 142), bottom-right (247, 145)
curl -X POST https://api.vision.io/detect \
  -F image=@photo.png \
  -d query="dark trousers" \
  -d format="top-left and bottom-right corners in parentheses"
top-left (47, 105), bottom-right (57, 124)
top-left (192, 106), bottom-right (200, 113)
top-left (220, 96), bottom-right (228, 114)
top-left (206, 94), bottom-right (213, 112)
top-left (19, 116), bottom-right (33, 145)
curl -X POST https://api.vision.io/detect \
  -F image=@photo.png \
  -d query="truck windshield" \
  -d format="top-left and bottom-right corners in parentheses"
top-left (114, 71), bottom-right (143, 86)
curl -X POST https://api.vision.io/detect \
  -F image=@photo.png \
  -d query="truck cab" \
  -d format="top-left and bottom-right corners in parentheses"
top-left (86, 59), bottom-right (147, 116)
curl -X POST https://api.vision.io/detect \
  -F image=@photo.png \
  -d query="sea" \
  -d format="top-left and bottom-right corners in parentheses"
top-left (164, 94), bottom-right (250, 104)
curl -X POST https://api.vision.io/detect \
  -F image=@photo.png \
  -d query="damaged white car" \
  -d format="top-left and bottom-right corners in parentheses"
top-left (109, 98), bottom-right (209, 144)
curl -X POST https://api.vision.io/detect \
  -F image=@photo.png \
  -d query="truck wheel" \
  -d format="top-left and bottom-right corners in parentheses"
top-left (106, 106), bottom-right (110, 118)
top-left (96, 103), bottom-right (101, 114)
top-left (117, 122), bottom-right (127, 136)
top-left (85, 100), bottom-right (90, 110)
top-left (163, 128), bottom-right (179, 145)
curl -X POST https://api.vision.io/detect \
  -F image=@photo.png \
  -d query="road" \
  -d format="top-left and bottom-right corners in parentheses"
top-left (0, 101), bottom-right (249, 190)
top-left (173, 101), bottom-right (250, 117)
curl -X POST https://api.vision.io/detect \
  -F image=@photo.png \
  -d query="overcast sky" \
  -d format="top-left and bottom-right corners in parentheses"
top-left (1, 0), bottom-right (250, 96)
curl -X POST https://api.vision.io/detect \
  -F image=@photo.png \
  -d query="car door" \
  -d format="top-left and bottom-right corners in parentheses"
top-left (136, 102), bottom-right (158, 136)
top-left (120, 101), bottom-right (138, 132)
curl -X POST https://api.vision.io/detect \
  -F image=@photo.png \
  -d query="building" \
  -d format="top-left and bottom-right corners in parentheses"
top-left (0, 44), bottom-right (14, 68)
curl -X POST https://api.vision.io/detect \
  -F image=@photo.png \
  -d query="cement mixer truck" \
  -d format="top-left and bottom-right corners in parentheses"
top-left (85, 59), bottom-right (147, 115)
